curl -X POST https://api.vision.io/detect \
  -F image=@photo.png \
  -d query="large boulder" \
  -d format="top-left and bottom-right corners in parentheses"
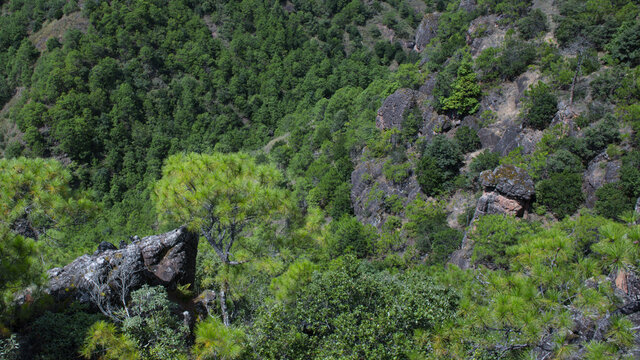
top-left (450, 165), bottom-right (534, 269)
top-left (414, 13), bottom-right (440, 53)
top-left (376, 88), bottom-right (418, 131)
top-left (479, 164), bottom-right (535, 202)
top-left (47, 227), bottom-right (198, 304)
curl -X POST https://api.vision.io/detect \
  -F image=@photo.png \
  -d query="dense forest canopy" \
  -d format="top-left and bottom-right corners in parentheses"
top-left (1, 0), bottom-right (640, 358)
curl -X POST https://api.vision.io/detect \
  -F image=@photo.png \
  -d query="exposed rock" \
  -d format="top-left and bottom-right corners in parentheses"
top-left (459, 0), bottom-right (476, 13)
top-left (376, 88), bottom-right (418, 131)
top-left (47, 227), bottom-right (198, 305)
top-left (193, 290), bottom-right (218, 319)
top-left (449, 165), bottom-right (534, 269)
top-left (515, 128), bottom-right (544, 155)
top-left (493, 126), bottom-right (521, 156)
top-left (479, 164), bottom-right (535, 201)
top-left (95, 241), bottom-right (117, 255)
top-left (477, 128), bottom-right (501, 149)
top-left (466, 15), bottom-right (505, 56)
top-left (351, 158), bottom-right (422, 230)
top-left (413, 13), bottom-right (440, 53)
top-left (582, 152), bottom-right (622, 208)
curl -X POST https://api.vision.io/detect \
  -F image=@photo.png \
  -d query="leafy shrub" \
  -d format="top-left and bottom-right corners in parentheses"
top-left (545, 149), bottom-right (584, 175)
top-left (383, 160), bottom-right (412, 184)
top-left (121, 285), bottom-right (190, 359)
top-left (472, 214), bottom-right (538, 269)
top-left (607, 20), bottom-right (640, 67)
top-left (535, 172), bottom-right (584, 219)
top-left (251, 258), bottom-right (458, 359)
top-left (517, 9), bottom-right (548, 39)
top-left (416, 135), bottom-right (464, 195)
top-left (25, 305), bottom-right (103, 360)
top-left (595, 182), bottom-right (634, 221)
top-left (469, 150), bottom-right (500, 174)
top-left (522, 82), bottom-right (558, 130)
top-left (620, 151), bottom-right (640, 199)
top-left (328, 215), bottom-right (377, 258)
top-left (441, 60), bottom-right (482, 117)
top-left (454, 125), bottom-right (481, 153)
top-left (424, 228), bottom-right (462, 265)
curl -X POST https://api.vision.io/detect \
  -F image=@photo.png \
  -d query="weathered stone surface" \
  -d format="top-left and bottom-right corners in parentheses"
top-left (413, 13), bottom-right (439, 52)
top-left (47, 227), bottom-right (198, 304)
top-left (493, 126), bottom-right (521, 156)
top-left (479, 164), bottom-right (535, 201)
top-left (449, 165), bottom-right (534, 269)
top-left (459, 0), bottom-right (476, 13)
top-left (477, 128), bottom-right (500, 149)
top-left (351, 158), bottom-right (422, 230)
top-left (376, 88), bottom-right (417, 131)
top-left (466, 14), bottom-right (505, 56)
top-left (582, 152), bottom-right (622, 207)
top-left (476, 192), bottom-right (525, 217)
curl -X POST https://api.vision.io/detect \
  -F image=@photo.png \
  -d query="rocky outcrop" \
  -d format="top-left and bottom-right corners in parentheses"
top-left (582, 152), bottom-right (622, 207)
top-left (47, 227), bottom-right (198, 304)
top-left (479, 165), bottom-right (535, 204)
top-left (466, 14), bottom-right (505, 57)
top-left (351, 158), bottom-right (422, 230)
top-left (450, 165), bottom-right (534, 269)
top-left (414, 13), bottom-right (439, 52)
top-left (376, 88), bottom-right (418, 131)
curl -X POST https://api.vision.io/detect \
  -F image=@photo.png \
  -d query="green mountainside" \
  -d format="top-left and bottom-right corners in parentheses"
top-left (1, 0), bottom-right (640, 358)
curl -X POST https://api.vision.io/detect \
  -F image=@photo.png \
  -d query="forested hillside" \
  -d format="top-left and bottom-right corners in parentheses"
top-left (1, 0), bottom-right (640, 358)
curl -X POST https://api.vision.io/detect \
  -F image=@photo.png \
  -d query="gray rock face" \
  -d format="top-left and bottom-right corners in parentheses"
top-left (413, 13), bottom-right (440, 52)
top-left (459, 0), bottom-right (476, 12)
top-left (351, 158), bottom-right (422, 230)
top-left (449, 165), bottom-right (534, 269)
top-left (493, 126), bottom-right (521, 156)
top-left (582, 152), bottom-right (622, 207)
top-left (47, 227), bottom-right (198, 304)
top-left (376, 88), bottom-right (417, 131)
top-left (479, 164), bottom-right (535, 201)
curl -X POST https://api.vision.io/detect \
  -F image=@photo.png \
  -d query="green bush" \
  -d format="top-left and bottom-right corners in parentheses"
top-left (469, 150), bottom-right (500, 174)
top-left (620, 151), bottom-right (640, 199)
top-left (471, 214), bottom-right (538, 269)
top-left (545, 149), bottom-right (584, 175)
top-left (121, 285), bottom-right (189, 359)
top-left (416, 135), bottom-right (464, 195)
top-left (516, 9), bottom-right (548, 39)
top-left (328, 215), bottom-right (377, 258)
top-left (441, 60), bottom-right (482, 117)
top-left (535, 172), bottom-right (584, 219)
top-left (607, 20), bottom-right (640, 67)
top-left (595, 183), bottom-right (634, 221)
top-left (522, 82), bottom-right (558, 130)
top-left (251, 258), bottom-right (458, 359)
top-left (454, 125), bottom-right (481, 153)
top-left (383, 160), bottom-right (412, 184)
top-left (25, 305), bottom-right (103, 360)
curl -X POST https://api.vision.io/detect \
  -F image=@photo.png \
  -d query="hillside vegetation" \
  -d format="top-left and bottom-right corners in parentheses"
top-left (1, 0), bottom-right (640, 359)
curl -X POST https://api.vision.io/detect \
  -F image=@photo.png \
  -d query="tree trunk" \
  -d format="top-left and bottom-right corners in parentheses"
top-left (219, 280), bottom-right (230, 326)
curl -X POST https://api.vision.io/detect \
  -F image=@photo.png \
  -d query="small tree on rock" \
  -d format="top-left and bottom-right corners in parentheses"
top-left (154, 152), bottom-right (291, 326)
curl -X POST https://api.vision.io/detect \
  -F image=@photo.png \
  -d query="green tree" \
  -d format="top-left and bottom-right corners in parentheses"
top-left (441, 60), bottom-right (481, 117)
top-left (522, 81), bottom-right (558, 130)
top-left (193, 317), bottom-right (246, 360)
top-left (535, 172), bottom-right (584, 219)
top-left (154, 152), bottom-right (291, 326)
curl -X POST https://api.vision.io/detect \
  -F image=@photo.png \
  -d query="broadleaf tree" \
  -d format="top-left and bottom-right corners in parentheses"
top-left (154, 152), bottom-right (291, 326)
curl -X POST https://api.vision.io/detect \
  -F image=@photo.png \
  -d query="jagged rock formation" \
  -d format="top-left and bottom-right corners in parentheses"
top-left (375, 88), bottom-right (419, 131)
top-left (450, 165), bottom-right (534, 269)
top-left (47, 227), bottom-right (198, 305)
top-left (351, 158), bottom-right (422, 229)
top-left (582, 151), bottom-right (622, 208)
top-left (413, 13), bottom-right (439, 53)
